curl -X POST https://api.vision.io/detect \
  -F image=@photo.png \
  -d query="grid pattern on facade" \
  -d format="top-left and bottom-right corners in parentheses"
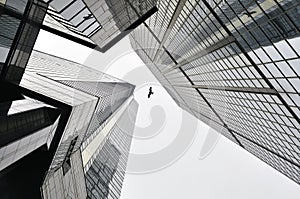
top-left (42, 13), bottom-right (94, 43)
top-left (56, 80), bottom-right (135, 143)
top-left (85, 99), bottom-right (138, 199)
top-left (130, 0), bottom-right (300, 184)
top-left (144, 0), bottom-right (180, 41)
top-left (0, 0), bottom-right (47, 84)
top-left (26, 50), bottom-right (125, 82)
top-left (129, 36), bottom-right (194, 111)
top-left (43, 0), bottom-right (102, 37)
top-left (43, 0), bottom-right (157, 49)
top-left (42, 150), bottom-right (87, 199)
top-left (236, 133), bottom-right (300, 183)
top-left (22, 50), bottom-right (135, 184)
top-left (0, 14), bottom-right (20, 49)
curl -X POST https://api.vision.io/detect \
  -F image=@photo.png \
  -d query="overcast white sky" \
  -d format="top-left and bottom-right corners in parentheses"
top-left (34, 30), bottom-right (300, 199)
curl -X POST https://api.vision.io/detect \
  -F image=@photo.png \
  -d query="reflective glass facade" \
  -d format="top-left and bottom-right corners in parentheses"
top-left (84, 99), bottom-right (138, 199)
top-left (21, 49), bottom-right (135, 173)
top-left (0, 98), bottom-right (60, 170)
top-left (42, 0), bottom-right (158, 52)
top-left (16, 50), bottom-right (136, 198)
top-left (0, 2), bottom-right (61, 196)
top-left (130, 0), bottom-right (300, 184)
top-left (0, 80), bottom-right (64, 198)
top-left (0, 0), bottom-right (47, 84)
top-left (42, 98), bottom-right (138, 199)
top-left (1, 1), bottom-right (138, 198)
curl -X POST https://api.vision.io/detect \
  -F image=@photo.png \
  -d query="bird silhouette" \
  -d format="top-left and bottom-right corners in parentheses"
top-left (84, 14), bottom-right (93, 20)
top-left (148, 87), bottom-right (154, 98)
top-left (242, 10), bottom-right (257, 17)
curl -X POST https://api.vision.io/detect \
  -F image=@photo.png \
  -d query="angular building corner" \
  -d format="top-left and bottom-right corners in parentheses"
top-left (1, 0), bottom-right (299, 198)
top-left (130, 0), bottom-right (300, 184)
top-left (20, 50), bottom-right (138, 198)
top-left (42, 0), bottom-right (158, 52)
top-left (0, 48), bottom-right (138, 198)
top-left (1, 1), bottom-right (141, 198)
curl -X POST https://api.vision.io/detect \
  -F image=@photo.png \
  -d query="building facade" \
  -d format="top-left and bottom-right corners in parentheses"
top-left (0, 49), bottom-right (137, 198)
top-left (130, 0), bottom-right (300, 184)
top-left (1, 1), bottom-right (143, 198)
top-left (0, 0), bottom-right (47, 84)
top-left (41, 97), bottom-right (138, 199)
top-left (42, 0), bottom-right (158, 52)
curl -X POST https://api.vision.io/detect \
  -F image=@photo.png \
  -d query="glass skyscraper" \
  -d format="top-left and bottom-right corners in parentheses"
top-left (21, 50), bottom-right (137, 198)
top-left (1, 1), bottom-right (142, 198)
top-left (130, 0), bottom-right (300, 184)
top-left (1, 0), bottom-right (299, 198)
top-left (42, 0), bottom-right (158, 52)
top-left (0, 49), bottom-right (138, 198)
top-left (0, 0), bottom-right (47, 84)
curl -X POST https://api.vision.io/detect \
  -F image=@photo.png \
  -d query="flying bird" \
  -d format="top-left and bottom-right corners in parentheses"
top-left (148, 87), bottom-right (154, 98)
top-left (84, 14), bottom-right (93, 20)
top-left (242, 10), bottom-right (257, 17)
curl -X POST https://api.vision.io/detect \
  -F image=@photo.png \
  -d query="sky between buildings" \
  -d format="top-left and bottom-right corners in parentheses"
top-left (34, 30), bottom-right (300, 199)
